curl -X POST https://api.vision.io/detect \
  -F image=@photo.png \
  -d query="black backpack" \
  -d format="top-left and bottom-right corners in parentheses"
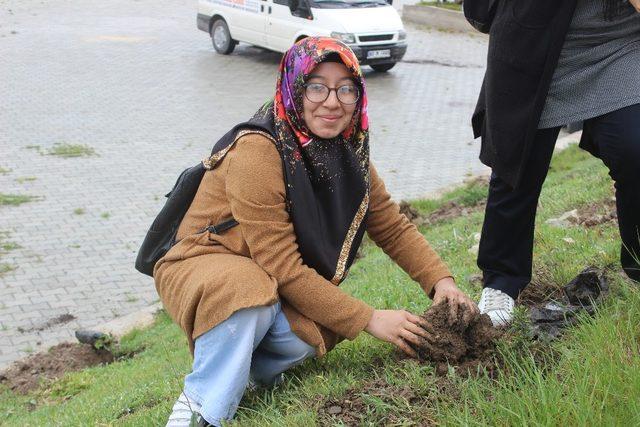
top-left (135, 162), bottom-right (238, 277)
top-left (133, 126), bottom-right (267, 277)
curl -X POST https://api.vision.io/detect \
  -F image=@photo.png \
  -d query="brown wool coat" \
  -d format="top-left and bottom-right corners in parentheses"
top-left (154, 132), bottom-right (452, 356)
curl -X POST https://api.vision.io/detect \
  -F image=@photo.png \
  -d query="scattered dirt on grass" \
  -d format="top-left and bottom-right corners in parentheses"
top-left (518, 268), bottom-right (564, 306)
top-left (570, 198), bottom-right (617, 227)
top-left (319, 378), bottom-right (438, 426)
top-left (412, 301), bottom-right (501, 377)
top-left (0, 342), bottom-right (113, 394)
top-left (16, 313), bottom-right (76, 333)
top-left (399, 199), bottom-right (486, 227)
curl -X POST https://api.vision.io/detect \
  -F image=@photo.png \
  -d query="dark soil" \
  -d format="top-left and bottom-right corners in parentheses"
top-left (0, 342), bottom-right (114, 394)
top-left (319, 377), bottom-right (441, 426)
top-left (570, 198), bottom-right (617, 227)
top-left (412, 301), bottom-right (501, 376)
top-left (518, 268), bottom-right (564, 306)
top-left (16, 313), bottom-right (76, 333)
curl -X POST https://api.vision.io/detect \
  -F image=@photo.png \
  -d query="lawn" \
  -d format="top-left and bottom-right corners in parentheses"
top-left (1, 145), bottom-right (638, 426)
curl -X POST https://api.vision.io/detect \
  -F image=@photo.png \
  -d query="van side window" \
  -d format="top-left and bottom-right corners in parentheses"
top-left (273, 0), bottom-right (289, 5)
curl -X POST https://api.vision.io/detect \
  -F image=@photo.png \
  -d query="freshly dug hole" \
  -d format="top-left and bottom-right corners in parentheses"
top-left (411, 301), bottom-right (500, 375)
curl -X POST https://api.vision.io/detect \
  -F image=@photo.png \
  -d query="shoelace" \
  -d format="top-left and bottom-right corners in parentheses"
top-left (483, 289), bottom-right (514, 311)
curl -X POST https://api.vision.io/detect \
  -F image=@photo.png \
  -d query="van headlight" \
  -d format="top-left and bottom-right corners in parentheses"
top-left (330, 32), bottom-right (356, 44)
top-left (398, 30), bottom-right (407, 40)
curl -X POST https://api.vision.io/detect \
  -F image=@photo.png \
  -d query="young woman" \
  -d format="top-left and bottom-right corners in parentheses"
top-left (154, 37), bottom-right (476, 426)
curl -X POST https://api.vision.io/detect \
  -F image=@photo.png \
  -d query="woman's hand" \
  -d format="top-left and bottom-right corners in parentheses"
top-left (432, 277), bottom-right (479, 324)
top-left (365, 309), bottom-right (432, 358)
top-left (631, 0), bottom-right (640, 13)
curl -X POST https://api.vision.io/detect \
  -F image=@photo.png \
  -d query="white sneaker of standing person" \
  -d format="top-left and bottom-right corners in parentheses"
top-left (478, 287), bottom-right (515, 327)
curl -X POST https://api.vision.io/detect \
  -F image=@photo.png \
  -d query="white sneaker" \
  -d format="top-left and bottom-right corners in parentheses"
top-left (166, 392), bottom-right (202, 427)
top-left (478, 288), bottom-right (515, 327)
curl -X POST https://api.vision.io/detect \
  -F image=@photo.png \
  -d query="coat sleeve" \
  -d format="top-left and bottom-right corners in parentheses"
top-left (463, 0), bottom-right (499, 34)
top-left (225, 134), bottom-right (374, 340)
top-left (366, 164), bottom-right (453, 297)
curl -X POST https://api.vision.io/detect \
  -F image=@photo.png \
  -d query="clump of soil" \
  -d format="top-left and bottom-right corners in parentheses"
top-left (0, 342), bottom-right (114, 394)
top-left (412, 301), bottom-right (500, 376)
top-left (570, 198), bottom-right (617, 227)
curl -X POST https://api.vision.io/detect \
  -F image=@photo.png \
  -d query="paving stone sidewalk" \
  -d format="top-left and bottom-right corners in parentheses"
top-left (0, 0), bottom-right (488, 369)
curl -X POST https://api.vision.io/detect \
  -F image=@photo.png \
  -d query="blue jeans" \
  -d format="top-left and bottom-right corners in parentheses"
top-left (183, 302), bottom-right (315, 426)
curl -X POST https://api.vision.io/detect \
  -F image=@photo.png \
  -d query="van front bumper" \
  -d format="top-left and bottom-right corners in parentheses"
top-left (350, 42), bottom-right (408, 65)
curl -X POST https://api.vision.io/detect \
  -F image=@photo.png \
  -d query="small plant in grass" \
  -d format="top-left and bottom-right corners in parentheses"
top-left (43, 374), bottom-right (93, 401)
top-left (73, 208), bottom-right (85, 215)
top-left (93, 334), bottom-right (115, 352)
top-left (0, 193), bottom-right (39, 206)
top-left (101, 212), bottom-right (111, 219)
top-left (48, 143), bottom-right (97, 158)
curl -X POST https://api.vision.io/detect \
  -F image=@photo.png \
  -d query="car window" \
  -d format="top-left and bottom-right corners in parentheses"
top-left (273, 0), bottom-right (289, 5)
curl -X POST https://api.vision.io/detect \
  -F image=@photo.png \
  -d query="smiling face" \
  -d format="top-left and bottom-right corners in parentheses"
top-left (302, 61), bottom-right (358, 139)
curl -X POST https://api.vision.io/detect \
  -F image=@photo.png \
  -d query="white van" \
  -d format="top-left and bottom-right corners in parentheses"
top-left (196, 0), bottom-right (407, 72)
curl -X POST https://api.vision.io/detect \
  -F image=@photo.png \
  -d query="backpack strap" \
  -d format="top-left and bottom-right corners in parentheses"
top-left (203, 129), bottom-right (276, 170)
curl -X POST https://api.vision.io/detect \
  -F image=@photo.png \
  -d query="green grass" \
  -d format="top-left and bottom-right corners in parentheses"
top-left (48, 143), bottom-right (96, 158)
top-left (0, 193), bottom-right (39, 206)
top-left (418, 1), bottom-right (462, 11)
top-left (1, 146), bottom-right (638, 425)
top-left (0, 167), bottom-right (11, 175)
top-left (73, 208), bottom-right (85, 215)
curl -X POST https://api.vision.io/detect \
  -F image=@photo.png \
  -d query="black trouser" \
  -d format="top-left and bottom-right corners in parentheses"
top-left (478, 103), bottom-right (640, 299)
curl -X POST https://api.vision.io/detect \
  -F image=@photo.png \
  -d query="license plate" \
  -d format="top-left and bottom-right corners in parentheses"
top-left (367, 49), bottom-right (391, 59)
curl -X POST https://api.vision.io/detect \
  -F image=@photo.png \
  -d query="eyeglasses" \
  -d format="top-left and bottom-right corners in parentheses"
top-left (303, 82), bottom-right (360, 105)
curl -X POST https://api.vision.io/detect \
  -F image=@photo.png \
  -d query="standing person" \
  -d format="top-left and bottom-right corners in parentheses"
top-left (155, 37), bottom-right (477, 427)
top-left (464, 0), bottom-right (640, 326)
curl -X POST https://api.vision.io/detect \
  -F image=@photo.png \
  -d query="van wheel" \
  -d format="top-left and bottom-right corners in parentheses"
top-left (211, 19), bottom-right (236, 54)
top-left (370, 62), bottom-right (396, 72)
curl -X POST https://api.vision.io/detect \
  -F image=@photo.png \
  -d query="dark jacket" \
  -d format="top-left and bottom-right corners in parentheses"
top-left (465, 0), bottom-right (578, 188)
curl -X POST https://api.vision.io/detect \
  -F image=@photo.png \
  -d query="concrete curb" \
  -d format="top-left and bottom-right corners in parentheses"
top-left (402, 5), bottom-right (475, 34)
top-left (94, 302), bottom-right (163, 339)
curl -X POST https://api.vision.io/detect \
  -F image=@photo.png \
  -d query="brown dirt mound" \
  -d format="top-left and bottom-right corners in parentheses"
top-left (570, 198), bottom-right (617, 227)
top-left (412, 301), bottom-right (500, 376)
top-left (0, 342), bottom-right (114, 394)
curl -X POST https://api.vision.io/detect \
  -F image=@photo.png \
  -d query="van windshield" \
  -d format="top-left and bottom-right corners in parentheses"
top-left (309, 0), bottom-right (389, 8)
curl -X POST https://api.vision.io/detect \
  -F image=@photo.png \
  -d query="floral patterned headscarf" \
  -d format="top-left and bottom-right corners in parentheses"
top-left (274, 37), bottom-right (369, 147)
